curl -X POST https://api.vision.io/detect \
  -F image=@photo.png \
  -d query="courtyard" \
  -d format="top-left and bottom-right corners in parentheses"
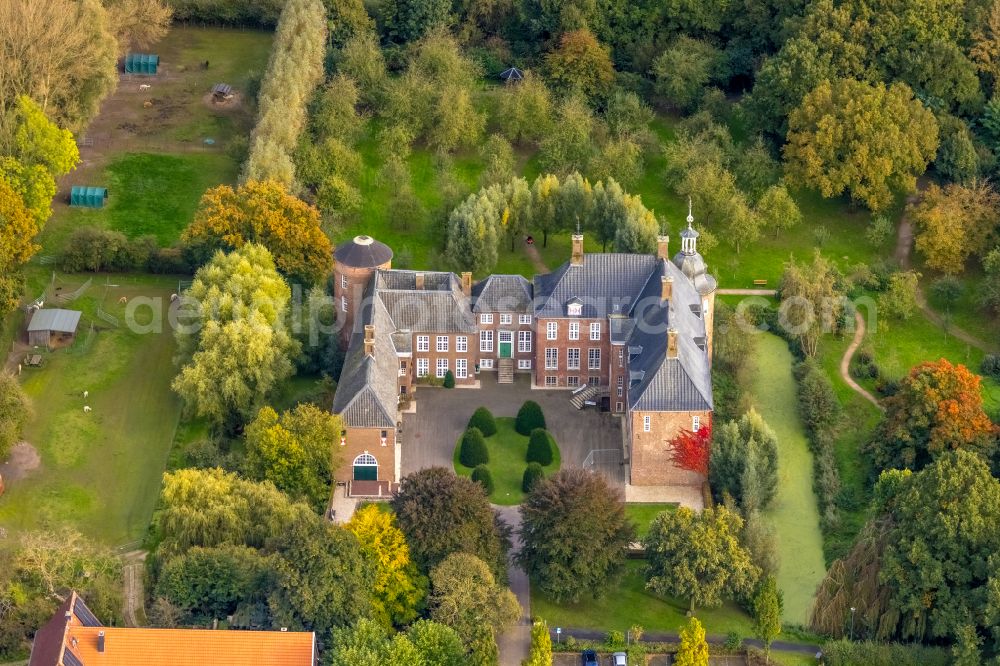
top-left (401, 373), bottom-right (626, 485)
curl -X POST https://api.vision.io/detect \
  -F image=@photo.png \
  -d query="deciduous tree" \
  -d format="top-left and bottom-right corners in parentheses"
top-left (651, 37), bottom-right (722, 112)
top-left (752, 575), bottom-right (783, 662)
top-left (674, 616), bottom-right (709, 666)
top-left (709, 410), bottom-right (778, 512)
top-left (777, 250), bottom-right (846, 357)
top-left (407, 619), bottom-right (465, 666)
top-left (784, 78), bottom-right (938, 211)
top-left (543, 29), bottom-right (615, 100)
top-left (0, 179), bottom-right (39, 311)
top-left (429, 552), bottom-right (520, 645)
top-left (912, 181), bottom-right (1000, 274)
top-left (156, 544), bottom-right (274, 622)
top-left (670, 425), bottom-right (711, 476)
top-left (517, 468), bottom-right (634, 603)
top-left (496, 73), bottom-right (554, 146)
top-left (104, 0), bottom-right (172, 55)
top-left (644, 506), bottom-right (759, 611)
top-left (538, 96), bottom-right (595, 176)
top-left (0, 371), bottom-right (31, 462)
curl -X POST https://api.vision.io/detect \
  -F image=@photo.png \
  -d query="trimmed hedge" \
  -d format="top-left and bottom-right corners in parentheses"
top-left (515, 400), bottom-right (546, 436)
top-left (821, 640), bottom-right (949, 666)
top-left (522, 463), bottom-right (545, 493)
top-left (443, 370), bottom-right (455, 388)
top-left (459, 427), bottom-right (488, 467)
top-left (468, 407), bottom-right (497, 436)
top-left (792, 359), bottom-right (843, 534)
top-left (526, 428), bottom-right (554, 466)
top-left (471, 464), bottom-right (494, 494)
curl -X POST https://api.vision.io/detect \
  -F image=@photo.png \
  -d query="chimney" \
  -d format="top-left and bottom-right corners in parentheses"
top-left (657, 235), bottom-right (669, 260)
top-left (571, 234), bottom-right (584, 266)
top-left (415, 273), bottom-right (425, 290)
top-left (461, 272), bottom-right (472, 298)
top-left (98, 631), bottom-right (106, 653)
top-left (661, 275), bottom-right (673, 302)
top-left (667, 327), bottom-right (678, 359)
top-left (364, 324), bottom-right (375, 357)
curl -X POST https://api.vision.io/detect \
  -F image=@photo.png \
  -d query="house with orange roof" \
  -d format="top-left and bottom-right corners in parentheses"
top-left (29, 591), bottom-right (316, 666)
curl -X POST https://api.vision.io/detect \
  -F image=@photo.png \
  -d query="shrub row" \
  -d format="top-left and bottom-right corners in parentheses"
top-left (821, 639), bottom-right (950, 666)
top-left (243, 0), bottom-right (326, 188)
top-left (60, 227), bottom-right (195, 274)
top-left (165, 0), bottom-right (284, 25)
top-left (792, 360), bottom-right (843, 534)
top-left (851, 349), bottom-right (900, 397)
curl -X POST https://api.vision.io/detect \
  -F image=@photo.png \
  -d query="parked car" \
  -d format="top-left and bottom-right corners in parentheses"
top-left (612, 652), bottom-right (627, 666)
top-left (581, 649), bottom-right (598, 666)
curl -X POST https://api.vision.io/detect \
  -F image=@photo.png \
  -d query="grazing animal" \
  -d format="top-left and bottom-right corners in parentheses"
top-left (83, 406), bottom-right (91, 413)
top-left (138, 84), bottom-right (150, 91)
top-left (83, 390), bottom-right (89, 399)
top-left (119, 296), bottom-right (127, 304)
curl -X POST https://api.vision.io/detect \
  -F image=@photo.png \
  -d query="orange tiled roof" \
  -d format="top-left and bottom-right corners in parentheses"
top-left (64, 626), bottom-right (315, 666)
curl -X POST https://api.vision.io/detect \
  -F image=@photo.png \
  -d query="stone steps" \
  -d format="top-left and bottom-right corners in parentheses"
top-left (498, 357), bottom-right (514, 384)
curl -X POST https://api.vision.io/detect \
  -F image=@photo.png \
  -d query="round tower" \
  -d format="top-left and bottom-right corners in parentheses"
top-left (333, 235), bottom-right (393, 347)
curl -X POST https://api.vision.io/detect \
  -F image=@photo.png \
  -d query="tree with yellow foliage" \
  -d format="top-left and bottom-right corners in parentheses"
top-left (0, 178), bottom-right (39, 310)
top-left (675, 616), bottom-right (709, 666)
top-left (183, 180), bottom-right (333, 286)
top-left (345, 504), bottom-right (426, 627)
top-left (912, 181), bottom-right (1000, 274)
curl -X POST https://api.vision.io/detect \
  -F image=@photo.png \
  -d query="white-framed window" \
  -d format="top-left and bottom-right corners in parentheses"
top-left (567, 348), bottom-right (581, 370)
top-left (416, 335), bottom-right (429, 352)
top-left (569, 322), bottom-right (580, 340)
top-left (693, 415), bottom-right (701, 432)
top-left (500, 313), bottom-right (512, 325)
top-left (499, 330), bottom-right (512, 346)
top-left (456, 336), bottom-right (468, 352)
top-left (618, 348), bottom-right (624, 367)
top-left (399, 361), bottom-right (407, 377)
top-left (588, 348), bottom-right (601, 370)
top-left (643, 415), bottom-right (651, 432)
top-left (480, 330), bottom-right (493, 352)
top-left (590, 322), bottom-right (601, 340)
top-left (518, 330), bottom-right (532, 353)
top-left (436, 358), bottom-right (448, 378)
top-left (617, 375), bottom-right (623, 398)
top-left (519, 314), bottom-right (532, 325)
top-left (588, 376), bottom-right (600, 386)
top-left (436, 336), bottom-right (449, 352)
top-left (567, 376), bottom-right (580, 387)
top-left (545, 348), bottom-right (558, 370)
top-left (616, 401), bottom-right (623, 412)
top-left (341, 275), bottom-right (348, 289)
top-left (481, 313), bottom-right (493, 324)
top-left (341, 296), bottom-right (347, 312)
top-left (567, 302), bottom-right (582, 316)
top-left (416, 358), bottom-right (429, 377)
top-left (456, 359), bottom-right (468, 378)
top-left (617, 386), bottom-right (623, 397)
top-left (518, 359), bottom-right (532, 370)
top-left (546, 322), bottom-right (557, 340)
top-left (481, 358), bottom-right (494, 369)
top-left (545, 376), bottom-right (557, 386)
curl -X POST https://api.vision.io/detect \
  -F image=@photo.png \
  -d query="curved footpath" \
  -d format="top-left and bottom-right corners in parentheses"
top-left (840, 311), bottom-right (883, 411)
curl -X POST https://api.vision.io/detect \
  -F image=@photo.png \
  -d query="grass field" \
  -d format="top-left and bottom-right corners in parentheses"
top-left (624, 503), bottom-right (677, 539)
top-left (0, 277), bottom-right (181, 546)
top-left (453, 417), bottom-right (560, 505)
top-left (751, 334), bottom-right (827, 625)
top-left (532, 560), bottom-right (755, 637)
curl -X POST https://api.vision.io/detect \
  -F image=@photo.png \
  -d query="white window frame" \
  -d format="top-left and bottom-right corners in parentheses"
top-left (693, 415), bottom-right (701, 432)
top-left (545, 348), bottom-right (558, 370)
top-left (500, 313), bottom-right (512, 325)
top-left (416, 336), bottom-right (430, 352)
top-left (519, 314), bottom-right (532, 325)
top-left (569, 322), bottom-right (580, 340)
top-left (416, 358), bottom-right (429, 377)
top-left (436, 336), bottom-right (449, 352)
top-left (341, 296), bottom-right (347, 312)
top-left (588, 348), bottom-right (601, 370)
top-left (481, 358), bottom-right (494, 369)
top-left (546, 321), bottom-right (558, 340)
top-left (643, 415), bottom-right (651, 432)
top-left (456, 336), bottom-right (468, 353)
top-left (545, 376), bottom-right (557, 386)
top-left (518, 359), bottom-right (532, 370)
top-left (480, 330), bottom-right (493, 352)
top-left (567, 376), bottom-right (580, 387)
top-left (436, 358), bottom-right (448, 378)
top-left (567, 348), bottom-right (581, 370)
top-left (456, 359), bottom-right (468, 379)
top-left (341, 275), bottom-right (348, 289)
top-left (616, 401), bottom-right (623, 412)
top-left (481, 313), bottom-right (493, 324)
top-left (518, 330), bottom-right (532, 353)
top-left (590, 322), bottom-right (601, 340)
top-left (399, 361), bottom-right (407, 377)
top-left (617, 386), bottom-right (623, 397)
top-left (618, 348), bottom-right (624, 367)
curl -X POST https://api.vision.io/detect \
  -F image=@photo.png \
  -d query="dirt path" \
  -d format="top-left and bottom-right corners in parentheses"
top-left (524, 244), bottom-right (549, 274)
top-left (0, 442), bottom-right (41, 484)
top-left (122, 552), bottom-right (147, 627)
top-left (716, 288), bottom-right (777, 296)
top-left (840, 312), bottom-right (883, 411)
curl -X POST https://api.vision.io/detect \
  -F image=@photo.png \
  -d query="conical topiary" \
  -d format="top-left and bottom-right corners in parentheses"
top-left (515, 400), bottom-right (546, 435)
top-left (459, 427), bottom-right (489, 467)
top-left (471, 464), bottom-right (494, 495)
top-left (443, 370), bottom-right (455, 388)
top-left (526, 428), bottom-right (554, 465)
top-left (522, 462), bottom-right (545, 493)
top-left (467, 406), bottom-right (497, 437)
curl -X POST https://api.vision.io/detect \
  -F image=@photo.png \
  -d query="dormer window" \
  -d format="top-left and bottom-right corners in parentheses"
top-left (566, 298), bottom-right (583, 317)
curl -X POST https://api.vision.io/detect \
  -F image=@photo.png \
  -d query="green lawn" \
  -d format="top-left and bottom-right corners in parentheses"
top-left (453, 417), bottom-right (560, 505)
top-left (624, 503), bottom-right (677, 539)
top-left (0, 277), bottom-right (182, 546)
top-left (751, 334), bottom-right (827, 625)
top-left (531, 560), bottom-right (755, 637)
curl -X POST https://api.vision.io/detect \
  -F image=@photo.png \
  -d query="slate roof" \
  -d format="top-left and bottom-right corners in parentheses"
top-left (29, 591), bottom-right (315, 666)
top-left (532, 254), bottom-right (657, 319)
top-left (334, 235), bottom-right (393, 268)
top-left (27, 309), bottom-right (81, 333)
top-left (378, 289), bottom-right (476, 333)
top-left (471, 274), bottom-right (533, 313)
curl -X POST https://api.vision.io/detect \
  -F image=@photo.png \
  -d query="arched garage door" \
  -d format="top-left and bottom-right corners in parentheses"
top-left (353, 452), bottom-right (378, 481)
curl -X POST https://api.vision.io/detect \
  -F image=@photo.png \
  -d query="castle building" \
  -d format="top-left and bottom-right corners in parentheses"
top-left (331, 213), bottom-right (716, 493)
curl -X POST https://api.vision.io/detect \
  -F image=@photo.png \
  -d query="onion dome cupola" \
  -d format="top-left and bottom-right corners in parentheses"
top-left (672, 199), bottom-right (717, 296)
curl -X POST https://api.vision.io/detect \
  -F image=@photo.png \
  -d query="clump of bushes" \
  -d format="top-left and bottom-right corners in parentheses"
top-left (515, 400), bottom-right (546, 435)
top-left (981, 354), bottom-right (1000, 381)
top-left (526, 428), bottom-right (554, 466)
top-left (60, 227), bottom-right (189, 274)
top-left (792, 359), bottom-right (842, 533)
top-left (468, 407), bottom-right (496, 436)
top-left (443, 370), bottom-right (455, 388)
top-left (821, 639), bottom-right (950, 666)
top-left (471, 465), bottom-right (494, 494)
top-left (522, 463), bottom-right (544, 492)
top-left (459, 427), bottom-right (488, 467)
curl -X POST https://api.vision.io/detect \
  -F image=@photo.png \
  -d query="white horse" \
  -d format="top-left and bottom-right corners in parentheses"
top-left (83, 390), bottom-right (89, 399)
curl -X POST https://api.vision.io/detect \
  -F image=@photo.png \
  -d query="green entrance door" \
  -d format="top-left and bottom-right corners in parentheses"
top-left (499, 331), bottom-right (513, 358)
top-left (499, 342), bottom-right (512, 358)
top-left (353, 453), bottom-right (378, 480)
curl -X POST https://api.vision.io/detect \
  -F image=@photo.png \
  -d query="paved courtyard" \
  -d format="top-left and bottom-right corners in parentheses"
top-left (401, 373), bottom-right (625, 483)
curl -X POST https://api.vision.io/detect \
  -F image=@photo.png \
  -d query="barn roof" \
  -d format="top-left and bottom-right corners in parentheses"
top-left (27, 309), bottom-right (81, 334)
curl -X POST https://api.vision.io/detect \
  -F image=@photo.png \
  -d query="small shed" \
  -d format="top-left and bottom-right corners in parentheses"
top-left (212, 83), bottom-right (233, 100)
top-left (70, 186), bottom-right (108, 208)
top-left (27, 308), bottom-right (82, 348)
top-left (125, 53), bottom-right (159, 75)
top-left (500, 66), bottom-right (524, 83)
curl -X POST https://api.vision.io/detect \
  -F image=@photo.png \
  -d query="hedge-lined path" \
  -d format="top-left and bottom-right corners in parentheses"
top-left (495, 505), bottom-right (532, 666)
